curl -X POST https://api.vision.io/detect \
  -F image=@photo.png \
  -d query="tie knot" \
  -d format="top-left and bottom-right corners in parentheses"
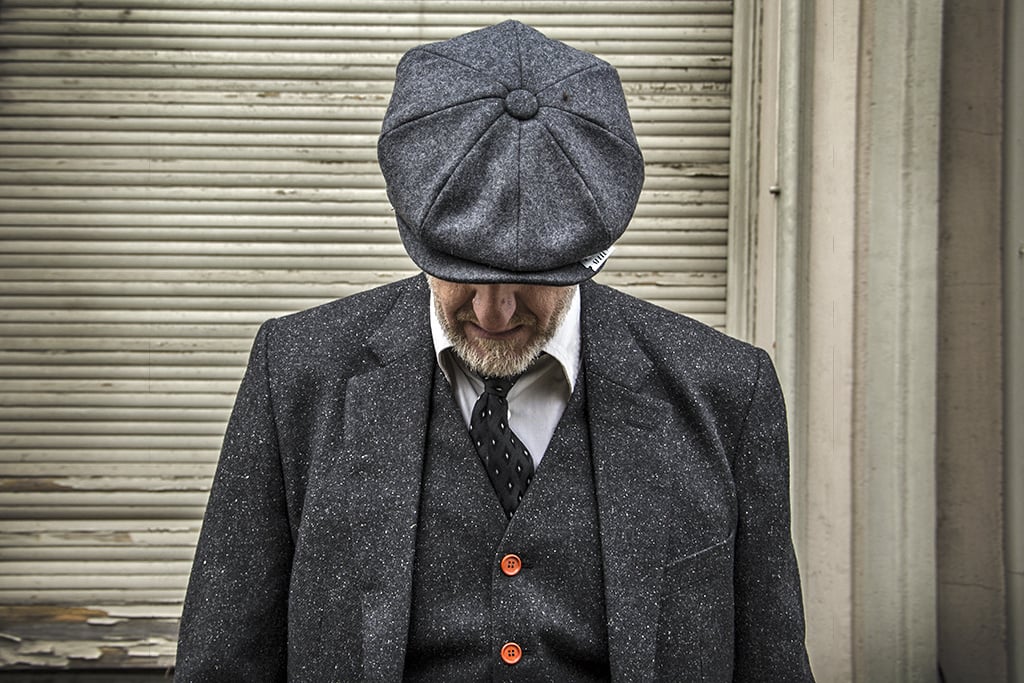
top-left (482, 376), bottom-right (515, 397)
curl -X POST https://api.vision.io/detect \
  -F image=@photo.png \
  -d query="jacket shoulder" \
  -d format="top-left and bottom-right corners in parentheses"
top-left (261, 275), bottom-right (426, 363)
top-left (583, 281), bottom-right (764, 369)
top-left (581, 282), bottom-right (776, 451)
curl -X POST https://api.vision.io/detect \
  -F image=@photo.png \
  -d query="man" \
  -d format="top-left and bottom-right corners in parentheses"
top-left (175, 21), bottom-right (814, 682)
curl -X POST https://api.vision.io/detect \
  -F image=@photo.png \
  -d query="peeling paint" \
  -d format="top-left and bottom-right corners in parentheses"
top-left (0, 478), bottom-right (72, 492)
top-left (57, 531), bottom-right (135, 544)
top-left (0, 606), bottom-right (109, 624)
top-left (0, 636), bottom-right (177, 668)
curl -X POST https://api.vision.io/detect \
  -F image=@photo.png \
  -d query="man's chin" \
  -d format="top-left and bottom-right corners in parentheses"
top-left (457, 339), bottom-right (541, 378)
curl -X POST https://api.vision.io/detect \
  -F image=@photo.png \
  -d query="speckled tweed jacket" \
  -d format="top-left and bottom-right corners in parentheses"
top-left (175, 274), bottom-right (814, 682)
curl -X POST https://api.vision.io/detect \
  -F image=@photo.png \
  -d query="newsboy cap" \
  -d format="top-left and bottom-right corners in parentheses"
top-left (377, 20), bottom-right (644, 285)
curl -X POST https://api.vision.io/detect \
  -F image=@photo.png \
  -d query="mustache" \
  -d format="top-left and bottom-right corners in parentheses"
top-left (454, 309), bottom-right (539, 328)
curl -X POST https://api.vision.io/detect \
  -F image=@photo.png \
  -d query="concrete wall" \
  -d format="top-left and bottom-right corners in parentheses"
top-left (766, 0), bottom-right (1011, 680)
top-left (936, 1), bottom-right (1009, 681)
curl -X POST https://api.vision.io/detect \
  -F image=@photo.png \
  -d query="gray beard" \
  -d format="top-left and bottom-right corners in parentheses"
top-left (434, 290), bottom-right (573, 378)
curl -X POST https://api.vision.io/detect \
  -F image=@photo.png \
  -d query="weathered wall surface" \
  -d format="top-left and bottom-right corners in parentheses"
top-left (937, 1), bottom-right (1009, 681)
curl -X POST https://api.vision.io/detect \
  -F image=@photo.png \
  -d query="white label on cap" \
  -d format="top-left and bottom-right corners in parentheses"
top-left (580, 246), bottom-right (614, 272)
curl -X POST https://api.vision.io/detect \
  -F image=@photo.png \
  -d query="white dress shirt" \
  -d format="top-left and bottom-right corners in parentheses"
top-left (429, 286), bottom-right (581, 468)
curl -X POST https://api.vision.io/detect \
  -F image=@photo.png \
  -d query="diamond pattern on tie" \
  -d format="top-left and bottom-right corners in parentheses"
top-left (469, 376), bottom-right (534, 519)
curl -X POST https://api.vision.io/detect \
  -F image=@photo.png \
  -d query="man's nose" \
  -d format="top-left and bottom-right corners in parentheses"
top-left (472, 285), bottom-right (518, 331)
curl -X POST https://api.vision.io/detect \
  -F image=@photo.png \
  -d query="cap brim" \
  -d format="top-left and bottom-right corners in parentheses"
top-left (397, 214), bottom-right (605, 286)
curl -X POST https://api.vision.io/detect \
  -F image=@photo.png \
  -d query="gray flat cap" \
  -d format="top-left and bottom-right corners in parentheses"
top-left (377, 20), bottom-right (644, 285)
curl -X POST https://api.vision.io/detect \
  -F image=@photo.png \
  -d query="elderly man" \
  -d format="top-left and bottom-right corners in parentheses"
top-left (175, 21), bottom-right (814, 682)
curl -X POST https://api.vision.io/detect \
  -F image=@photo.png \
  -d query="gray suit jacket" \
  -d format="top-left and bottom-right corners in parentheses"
top-left (175, 275), bottom-right (813, 682)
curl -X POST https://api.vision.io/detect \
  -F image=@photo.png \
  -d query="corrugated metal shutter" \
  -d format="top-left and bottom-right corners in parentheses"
top-left (0, 0), bottom-right (732, 669)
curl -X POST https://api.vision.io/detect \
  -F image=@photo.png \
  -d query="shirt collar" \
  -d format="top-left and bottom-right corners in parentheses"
top-left (429, 285), bottom-right (582, 392)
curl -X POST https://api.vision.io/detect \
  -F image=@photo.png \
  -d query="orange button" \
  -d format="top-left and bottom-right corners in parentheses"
top-left (500, 553), bottom-right (522, 576)
top-left (500, 641), bottom-right (523, 665)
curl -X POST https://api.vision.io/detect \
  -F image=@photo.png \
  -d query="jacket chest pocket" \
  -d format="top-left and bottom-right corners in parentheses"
top-left (654, 533), bottom-right (735, 682)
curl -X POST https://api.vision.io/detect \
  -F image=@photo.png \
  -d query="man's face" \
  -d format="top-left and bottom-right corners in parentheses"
top-left (428, 276), bottom-right (575, 378)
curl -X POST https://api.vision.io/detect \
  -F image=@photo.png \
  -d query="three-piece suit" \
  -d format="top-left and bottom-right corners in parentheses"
top-left (175, 275), bottom-right (813, 681)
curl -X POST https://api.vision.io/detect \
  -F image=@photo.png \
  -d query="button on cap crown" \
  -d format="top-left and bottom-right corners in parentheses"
top-left (505, 89), bottom-right (539, 119)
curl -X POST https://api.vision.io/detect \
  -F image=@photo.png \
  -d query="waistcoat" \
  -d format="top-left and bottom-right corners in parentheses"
top-left (403, 367), bottom-right (610, 681)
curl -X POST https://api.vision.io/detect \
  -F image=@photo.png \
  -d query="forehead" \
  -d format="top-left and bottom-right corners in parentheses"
top-left (426, 277), bottom-right (570, 299)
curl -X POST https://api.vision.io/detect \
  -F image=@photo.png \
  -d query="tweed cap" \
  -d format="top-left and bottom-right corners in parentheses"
top-left (377, 20), bottom-right (644, 285)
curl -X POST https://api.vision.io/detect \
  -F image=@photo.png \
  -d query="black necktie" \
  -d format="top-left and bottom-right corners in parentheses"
top-left (469, 376), bottom-right (535, 519)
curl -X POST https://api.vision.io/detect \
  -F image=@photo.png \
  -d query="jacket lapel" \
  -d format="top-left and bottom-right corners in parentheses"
top-left (339, 276), bottom-right (434, 681)
top-left (580, 282), bottom-right (677, 682)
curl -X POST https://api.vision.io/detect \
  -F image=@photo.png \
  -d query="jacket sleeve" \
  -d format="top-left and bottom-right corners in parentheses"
top-left (175, 321), bottom-right (293, 681)
top-left (731, 349), bottom-right (814, 681)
